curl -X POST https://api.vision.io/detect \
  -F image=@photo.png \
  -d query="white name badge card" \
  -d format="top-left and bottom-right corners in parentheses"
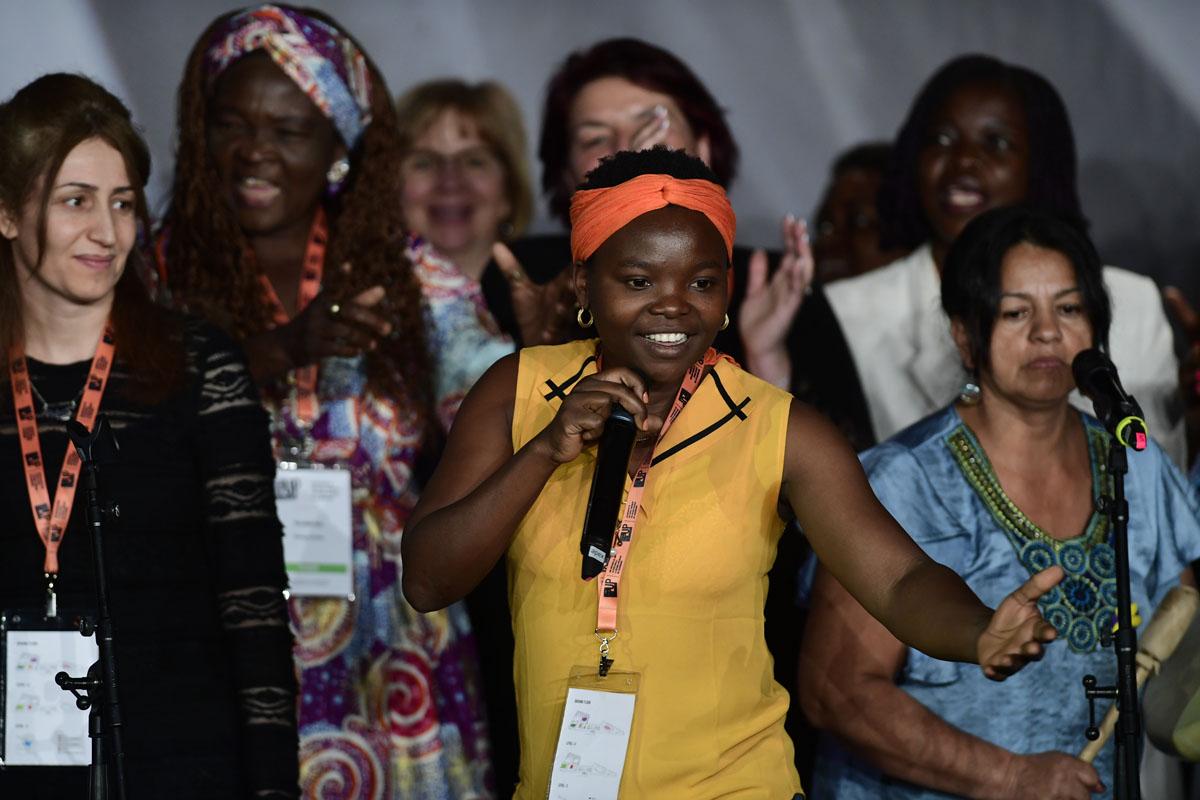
top-left (276, 466), bottom-right (354, 598)
top-left (548, 669), bottom-right (639, 800)
top-left (2, 628), bottom-right (98, 766)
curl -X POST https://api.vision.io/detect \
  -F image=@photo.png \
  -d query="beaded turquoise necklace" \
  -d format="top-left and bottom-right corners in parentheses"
top-left (946, 418), bottom-right (1117, 653)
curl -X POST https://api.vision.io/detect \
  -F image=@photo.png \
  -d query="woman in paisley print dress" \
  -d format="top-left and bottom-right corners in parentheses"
top-left (157, 5), bottom-right (510, 798)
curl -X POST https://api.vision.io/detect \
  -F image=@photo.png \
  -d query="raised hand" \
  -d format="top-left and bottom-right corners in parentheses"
top-left (493, 242), bottom-right (576, 345)
top-left (738, 215), bottom-right (814, 388)
top-left (999, 751), bottom-right (1103, 799)
top-left (629, 104), bottom-right (670, 151)
top-left (977, 565), bottom-right (1063, 680)
top-left (533, 369), bottom-right (661, 465)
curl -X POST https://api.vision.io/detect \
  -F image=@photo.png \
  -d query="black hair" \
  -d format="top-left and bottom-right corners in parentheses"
top-left (941, 205), bottom-right (1110, 374)
top-left (879, 54), bottom-right (1086, 250)
top-left (578, 145), bottom-right (718, 191)
top-left (539, 37), bottom-right (738, 225)
top-left (832, 141), bottom-right (892, 177)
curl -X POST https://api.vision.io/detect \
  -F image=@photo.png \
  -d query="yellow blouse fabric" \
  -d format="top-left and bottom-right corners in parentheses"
top-left (508, 340), bottom-right (802, 798)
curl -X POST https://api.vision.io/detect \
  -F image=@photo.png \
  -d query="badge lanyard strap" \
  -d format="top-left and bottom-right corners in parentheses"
top-left (593, 348), bottom-right (726, 674)
top-left (9, 324), bottom-right (116, 585)
top-left (257, 208), bottom-right (328, 427)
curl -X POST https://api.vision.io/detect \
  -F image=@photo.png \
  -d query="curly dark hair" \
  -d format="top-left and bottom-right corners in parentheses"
top-left (161, 5), bottom-right (432, 423)
top-left (0, 73), bottom-right (182, 401)
top-left (879, 54), bottom-right (1086, 251)
top-left (539, 37), bottom-right (738, 226)
top-left (578, 145), bottom-right (719, 191)
top-left (942, 205), bottom-right (1109, 373)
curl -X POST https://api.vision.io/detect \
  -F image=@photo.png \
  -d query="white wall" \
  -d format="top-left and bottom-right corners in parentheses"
top-left (3, 0), bottom-right (1198, 295)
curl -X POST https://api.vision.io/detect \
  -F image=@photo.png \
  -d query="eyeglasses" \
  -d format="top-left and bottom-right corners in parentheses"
top-left (401, 148), bottom-right (503, 181)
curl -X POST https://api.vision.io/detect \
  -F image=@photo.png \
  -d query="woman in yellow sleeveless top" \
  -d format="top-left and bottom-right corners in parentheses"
top-left (403, 148), bottom-right (1067, 799)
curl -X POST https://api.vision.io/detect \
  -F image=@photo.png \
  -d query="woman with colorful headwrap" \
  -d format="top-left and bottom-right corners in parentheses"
top-left (402, 147), bottom-right (1071, 798)
top-left (158, 5), bottom-right (508, 798)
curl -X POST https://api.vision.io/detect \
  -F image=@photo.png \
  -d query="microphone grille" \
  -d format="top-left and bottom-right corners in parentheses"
top-left (1071, 348), bottom-right (1108, 390)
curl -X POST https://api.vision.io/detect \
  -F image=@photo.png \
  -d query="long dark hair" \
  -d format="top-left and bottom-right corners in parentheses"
top-left (0, 73), bottom-right (182, 401)
top-left (162, 5), bottom-right (433, 426)
top-left (879, 54), bottom-right (1086, 251)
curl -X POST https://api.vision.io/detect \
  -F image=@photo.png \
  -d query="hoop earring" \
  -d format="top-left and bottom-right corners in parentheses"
top-left (576, 307), bottom-right (594, 329)
top-left (720, 313), bottom-right (730, 331)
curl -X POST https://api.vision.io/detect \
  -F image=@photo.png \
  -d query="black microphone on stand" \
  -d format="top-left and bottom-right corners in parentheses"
top-left (580, 405), bottom-right (638, 580)
top-left (1073, 348), bottom-right (1148, 798)
top-left (1071, 349), bottom-right (1147, 451)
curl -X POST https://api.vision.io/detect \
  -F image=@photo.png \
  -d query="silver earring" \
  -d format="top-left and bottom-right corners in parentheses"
top-left (958, 381), bottom-right (981, 406)
top-left (326, 157), bottom-right (351, 188)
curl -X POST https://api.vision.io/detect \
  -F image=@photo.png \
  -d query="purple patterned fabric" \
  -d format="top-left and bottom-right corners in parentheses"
top-left (204, 4), bottom-right (372, 147)
top-left (272, 241), bottom-right (510, 798)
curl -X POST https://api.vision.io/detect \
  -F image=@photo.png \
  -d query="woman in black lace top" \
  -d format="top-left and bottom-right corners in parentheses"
top-left (0, 74), bottom-right (298, 798)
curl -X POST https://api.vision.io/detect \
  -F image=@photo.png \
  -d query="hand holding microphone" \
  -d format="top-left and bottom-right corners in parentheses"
top-left (580, 405), bottom-right (637, 579)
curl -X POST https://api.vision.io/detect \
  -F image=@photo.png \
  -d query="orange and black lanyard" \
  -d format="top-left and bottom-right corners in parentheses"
top-left (9, 324), bottom-right (116, 610)
top-left (257, 209), bottom-right (328, 426)
top-left (594, 347), bottom-right (727, 674)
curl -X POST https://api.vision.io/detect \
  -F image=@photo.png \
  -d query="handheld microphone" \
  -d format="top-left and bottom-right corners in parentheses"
top-left (580, 405), bottom-right (638, 580)
top-left (1071, 348), bottom-right (1148, 450)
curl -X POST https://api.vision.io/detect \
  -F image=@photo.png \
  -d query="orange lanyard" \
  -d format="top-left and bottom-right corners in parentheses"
top-left (593, 348), bottom-right (726, 672)
top-left (9, 324), bottom-right (116, 575)
top-left (257, 209), bottom-right (328, 426)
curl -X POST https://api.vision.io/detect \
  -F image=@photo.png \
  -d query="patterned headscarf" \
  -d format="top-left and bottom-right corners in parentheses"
top-left (204, 4), bottom-right (372, 148)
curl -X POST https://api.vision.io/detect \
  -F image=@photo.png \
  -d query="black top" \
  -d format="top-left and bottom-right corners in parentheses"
top-left (482, 233), bottom-right (876, 450)
top-left (0, 319), bottom-right (298, 799)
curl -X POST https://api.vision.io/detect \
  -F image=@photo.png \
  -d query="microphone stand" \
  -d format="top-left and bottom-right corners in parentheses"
top-left (1082, 437), bottom-right (1141, 800)
top-left (55, 415), bottom-right (127, 800)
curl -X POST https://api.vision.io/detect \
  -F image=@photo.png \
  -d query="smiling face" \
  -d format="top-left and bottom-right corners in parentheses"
top-left (400, 108), bottom-right (511, 274)
top-left (206, 52), bottom-right (344, 238)
top-left (575, 205), bottom-right (728, 393)
top-left (565, 77), bottom-right (711, 191)
top-left (974, 242), bottom-right (1093, 409)
top-left (0, 137), bottom-right (136, 312)
top-left (918, 82), bottom-right (1030, 258)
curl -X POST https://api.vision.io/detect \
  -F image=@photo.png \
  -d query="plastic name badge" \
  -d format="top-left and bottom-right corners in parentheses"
top-left (276, 466), bottom-right (354, 598)
top-left (1, 614), bottom-right (98, 766)
top-left (547, 666), bottom-right (640, 800)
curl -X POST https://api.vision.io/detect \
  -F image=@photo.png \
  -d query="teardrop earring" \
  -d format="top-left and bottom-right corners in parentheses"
top-left (326, 157), bottom-right (351, 195)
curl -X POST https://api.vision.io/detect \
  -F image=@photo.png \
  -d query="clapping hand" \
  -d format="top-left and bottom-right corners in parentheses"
top-left (738, 215), bottom-right (814, 388)
top-left (285, 261), bottom-right (391, 365)
top-left (493, 242), bottom-right (576, 346)
top-left (977, 565), bottom-right (1063, 680)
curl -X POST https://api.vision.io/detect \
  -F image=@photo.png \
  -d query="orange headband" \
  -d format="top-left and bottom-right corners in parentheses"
top-left (569, 174), bottom-right (736, 263)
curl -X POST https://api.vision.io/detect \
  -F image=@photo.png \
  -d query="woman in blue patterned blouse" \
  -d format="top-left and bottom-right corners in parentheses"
top-left (799, 206), bottom-right (1200, 800)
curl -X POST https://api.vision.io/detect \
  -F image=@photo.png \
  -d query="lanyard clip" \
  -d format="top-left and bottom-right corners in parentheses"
top-left (44, 572), bottom-right (58, 619)
top-left (596, 629), bottom-right (617, 677)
